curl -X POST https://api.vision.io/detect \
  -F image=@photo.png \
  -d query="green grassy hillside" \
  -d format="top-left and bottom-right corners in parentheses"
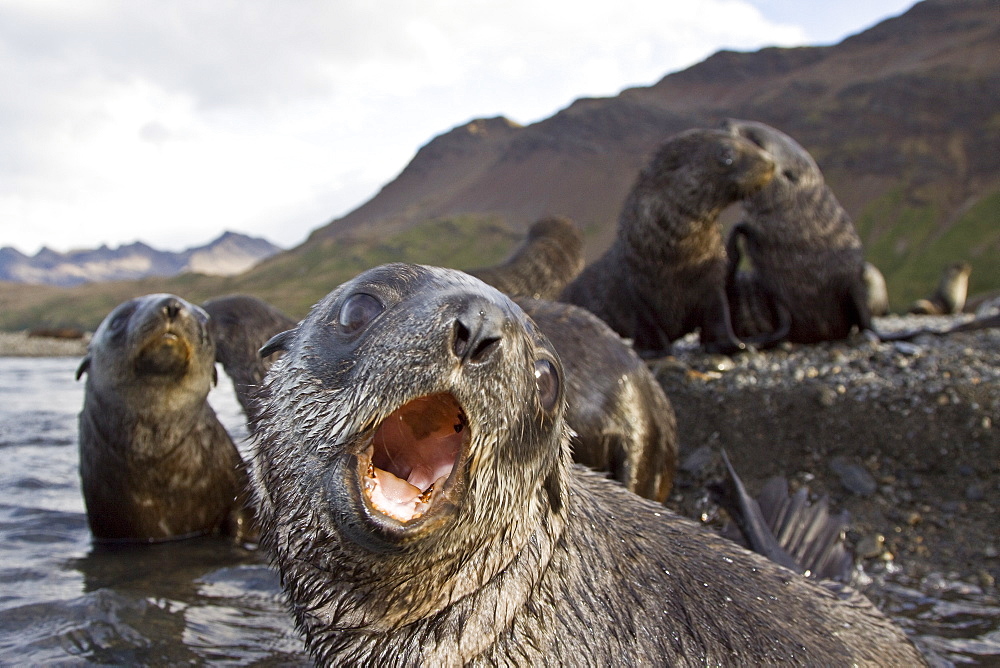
top-left (858, 189), bottom-right (1000, 309)
top-left (0, 216), bottom-right (517, 331)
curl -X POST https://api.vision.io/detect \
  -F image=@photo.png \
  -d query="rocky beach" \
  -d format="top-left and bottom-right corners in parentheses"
top-left (2, 312), bottom-right (997, 662)
top-left (657, 313), bottom-right (999, 662)
top-left (0, 331), bottom-right (90, 357)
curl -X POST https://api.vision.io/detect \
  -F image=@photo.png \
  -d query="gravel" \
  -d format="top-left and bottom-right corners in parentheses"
top-left (653, 313), bottom-right (999, 590)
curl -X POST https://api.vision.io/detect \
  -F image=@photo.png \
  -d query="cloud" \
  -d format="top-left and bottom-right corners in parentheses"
top-left (0, 1), bottom-right (812, 253)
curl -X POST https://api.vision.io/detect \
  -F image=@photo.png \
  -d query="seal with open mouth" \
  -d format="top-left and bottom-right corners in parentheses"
top-left (249, 264), bottom-right (925, 666)
top-left (77, 293), bottom-right (256, 543)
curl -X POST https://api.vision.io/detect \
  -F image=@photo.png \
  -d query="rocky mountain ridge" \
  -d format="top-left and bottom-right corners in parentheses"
top-left (0, 231), bottom-right (281, 287)
top-left (311, 0), bottom-right (999, 308)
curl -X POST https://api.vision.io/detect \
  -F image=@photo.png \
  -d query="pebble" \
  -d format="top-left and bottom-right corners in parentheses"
top-left (830, 456), bottom-right (877, 496)
top-left (857, 534), bottom-right (886, 559)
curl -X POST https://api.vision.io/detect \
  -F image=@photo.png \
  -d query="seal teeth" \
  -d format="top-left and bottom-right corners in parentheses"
top-left (418, 486), bottom-right (434, 503)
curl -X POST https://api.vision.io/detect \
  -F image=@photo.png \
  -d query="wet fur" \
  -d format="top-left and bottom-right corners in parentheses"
top-left (77, 294), bottom-right (255, 542)
top-left (249, 264), bottom-right (924, 666)
top-left (908, 262), bottom-right (971, 315)
top-left (516, 297), bottom-right (677, 502)
top-left (469, 215), bottom-right (585, 300)
top-left (723, 119), bottom-right (873, 345)
top-left (204, 294), bottom-right (297, 422)
top-left (560, 128), bottom-right (775, 356)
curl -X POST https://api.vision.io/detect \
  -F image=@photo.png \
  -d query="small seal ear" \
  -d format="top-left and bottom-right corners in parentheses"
top-left (75, 355), bottom-right (91, 381)
top-left (212, 365), bottom-right (218, 387)
top-left (260, 329), bottom-right (296, 358)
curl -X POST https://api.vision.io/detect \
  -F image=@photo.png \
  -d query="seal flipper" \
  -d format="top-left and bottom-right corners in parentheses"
top-left (709, 450), bottom-right (803, 574)
top-left (75, 355), bottom-right (91, 380)
top-left (711, 449), bottom-right (852, 581)
top-left (755, 476), bottom-right (852, 581)
top-left (260, 328), bottom-right (297, 358)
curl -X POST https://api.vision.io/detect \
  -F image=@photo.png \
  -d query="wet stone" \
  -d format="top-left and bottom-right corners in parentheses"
top-left (830, 456), bottom-right (877, 496)
top-left (680, 445), bottom-right (715, 476)
top-left (857, 534), bottom-right (886, 559)
top-left (965, 484), bottom-right (985, 502)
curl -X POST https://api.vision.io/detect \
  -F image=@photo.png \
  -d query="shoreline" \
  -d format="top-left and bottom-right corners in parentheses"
top-left (0, 331), bottom-right (90, 357)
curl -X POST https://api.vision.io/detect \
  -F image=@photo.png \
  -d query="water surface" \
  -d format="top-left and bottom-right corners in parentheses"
top-left (0, 356), bottom-right (997, 665)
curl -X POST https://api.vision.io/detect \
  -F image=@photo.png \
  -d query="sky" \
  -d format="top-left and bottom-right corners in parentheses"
top-left (0, 0), bottom-right (918, 256)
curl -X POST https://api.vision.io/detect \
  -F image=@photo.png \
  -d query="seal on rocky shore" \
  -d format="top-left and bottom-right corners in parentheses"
top-left (204, 294), bottom-right (297, 421)
top-left (76, 294), bottom-right (256, 543)
top-left (249, 263), bottom-right (925, 666)
top-left (560, 128), bottom-right (775, 356)
top-left (863, 261), bottom-right (890, 317)
top-left (516, 296), bottom-right (677, 502)
top-left (722, 119), bottom-right (873, 345)
top-left (908, 261), bottom-right (972, 315)
top-left (469, 215), bottom-right (584, 300)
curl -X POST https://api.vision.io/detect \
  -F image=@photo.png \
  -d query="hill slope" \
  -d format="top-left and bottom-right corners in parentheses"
top-left (1, 0), bottom-right (996, 330)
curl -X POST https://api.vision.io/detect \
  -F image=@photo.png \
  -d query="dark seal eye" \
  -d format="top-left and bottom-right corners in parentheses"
top-left (338, 293), bottom-right (384, 334)
top-left (534, 358), bottom-right (560, 412)
top-left (106, 305), bottom-right (135, 336)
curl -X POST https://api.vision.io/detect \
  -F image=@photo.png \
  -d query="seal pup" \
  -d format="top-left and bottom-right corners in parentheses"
top-left (469, 215), bottom-right (584, 300)
top-left (212, 291), bottom-right (678, 502)
top-left (908, 261), bottom-right (972, 315)
top-left (863, 261), bottom-right (890, 317)
top-left (516, 296), bottom-right (677, 502)
top-left (76, 294), bottom-right (256, 543)
top-left (560, 128), bottom-right (776, 356)
top-left (722, 119), bottom-right (873, 345)
top-left (204, 294), bottom-right (297, 421)
top-left (249, 263), bottom-right (925, 666)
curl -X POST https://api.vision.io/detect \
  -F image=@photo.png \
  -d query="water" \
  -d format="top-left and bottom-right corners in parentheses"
top-left (0, 356), bottom-right (997, 665)
top-left (0, 357), bottom-right (307, 665)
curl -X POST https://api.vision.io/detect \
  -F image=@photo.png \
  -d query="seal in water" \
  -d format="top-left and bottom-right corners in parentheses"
top-left (722, 119), bottom-right (874, 345)
top-left (560, 128), bottom-right (775, 356)
top-left (76, 294), bottom-right (256, 543)
top-left (908, 261), bottom-right (972, 315)
top-left (204, 294), bottom-right (297, 421)
top-left (249, 263), bottom-right (925, 666)
top-left (469, 215), bottom-right (584, 300)
top-left (515, 296), bottom-right (677, 502)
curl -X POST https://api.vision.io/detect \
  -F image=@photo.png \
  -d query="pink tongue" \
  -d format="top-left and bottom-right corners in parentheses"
top-left (373, 467), bottom-right (422, 505)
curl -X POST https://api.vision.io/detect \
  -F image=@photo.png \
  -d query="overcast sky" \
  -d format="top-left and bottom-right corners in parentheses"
top-left (1, 0), bottom-right (917, 255)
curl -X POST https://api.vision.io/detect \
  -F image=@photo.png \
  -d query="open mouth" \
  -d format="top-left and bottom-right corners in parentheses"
top-left (360, 393), bottom-right (467, 523)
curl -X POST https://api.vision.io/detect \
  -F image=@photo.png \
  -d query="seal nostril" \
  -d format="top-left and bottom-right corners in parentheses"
top-left (453, 320), bottom-right (471, 360)
top-left (162, 298), bottom-right (182, 321)
top-left (469, 336), bottom-right (500, 363)
top-left (452, 300), bottom-right (505, 364)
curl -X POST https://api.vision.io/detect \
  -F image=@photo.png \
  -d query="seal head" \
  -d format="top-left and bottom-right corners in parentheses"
top-left (77, 293), bottom-right (255, 542)
top-left (251, 264), bottom-right (567, 637)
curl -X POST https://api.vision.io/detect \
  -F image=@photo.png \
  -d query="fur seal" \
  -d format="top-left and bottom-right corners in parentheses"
top-left (76, 293), bottom-right (256, 543)
top-left (515, 296), bottom-right (677, 502)
top-left (560, 128), bottom-right (776, 356)
top-left (908, 261), bottom-right (972, 315)
top-left (722, 119), bottom-right (873, 345)
top-left (863, 261), bottom-right (890, 317)
top-left (469, 215), bottom-right (584, 300)
top-left (204, 294), bottom-right (297, 421)
top-left (249, 263), bottom-right (925, 666)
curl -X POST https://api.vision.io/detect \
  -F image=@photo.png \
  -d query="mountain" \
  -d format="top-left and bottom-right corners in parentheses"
top-left (0, 231), bottom-right (282, 287)
top-left (308, 0), bottom-right (999, 307)
top-left (0, 0), bottom-right (996, 330)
